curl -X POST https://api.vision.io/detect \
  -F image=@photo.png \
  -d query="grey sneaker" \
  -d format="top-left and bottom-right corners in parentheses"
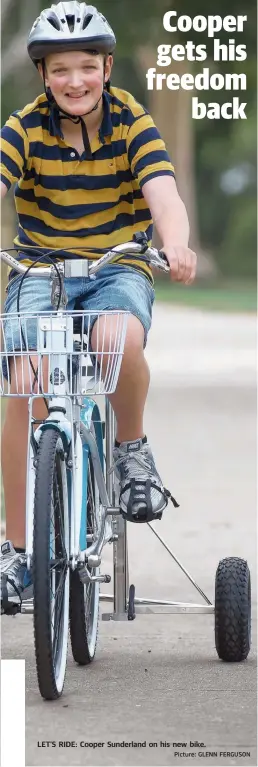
top-left (1, 540), bottom-right (29, 613)
top-left (112, 437), bottom-right (179, 523)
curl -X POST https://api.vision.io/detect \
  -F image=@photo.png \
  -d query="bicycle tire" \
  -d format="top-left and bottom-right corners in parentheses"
top-left (33, 428), bottom-right (70, 700)
top-left (69, 429), bottom-right (100, 664)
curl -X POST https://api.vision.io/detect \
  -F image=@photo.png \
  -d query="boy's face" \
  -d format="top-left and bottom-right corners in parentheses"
top-left (39, 50), bottom-right (112, 115)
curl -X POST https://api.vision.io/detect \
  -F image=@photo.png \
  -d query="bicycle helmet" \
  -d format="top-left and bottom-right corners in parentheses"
top-left (27, 1), bottom-right (116, 62)
top-left (27, 3), bottom-right (116, 153)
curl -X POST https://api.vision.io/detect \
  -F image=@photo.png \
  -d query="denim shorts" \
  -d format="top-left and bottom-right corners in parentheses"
top-left (2, 265), bottom-right (155, 380)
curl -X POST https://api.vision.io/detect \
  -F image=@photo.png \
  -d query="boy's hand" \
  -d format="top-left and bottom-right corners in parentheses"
top-left (161, 245), bottom-right (197, 285)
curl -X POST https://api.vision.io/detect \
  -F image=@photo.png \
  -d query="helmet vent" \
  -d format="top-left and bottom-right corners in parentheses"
top-left (48, 16), bottom-right (61, 31)
top-left (67, 15), bottom-right (75, 32)
top-left (82, 13), bottom-right (93, 30)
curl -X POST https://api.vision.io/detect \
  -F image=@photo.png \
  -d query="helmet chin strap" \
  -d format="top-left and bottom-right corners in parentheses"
top-left (43, 60), bottom-right (105, 154)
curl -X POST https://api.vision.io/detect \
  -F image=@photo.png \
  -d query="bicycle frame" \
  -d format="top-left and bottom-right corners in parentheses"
top-left (1, 243), bottom-right (214, 623)
top-left (24, 311), bottom-right (119, 579)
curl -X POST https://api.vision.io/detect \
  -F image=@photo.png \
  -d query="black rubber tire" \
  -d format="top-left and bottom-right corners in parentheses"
top-left (215, 557), bottom-right (251, 662)
top-left (33, 429), bottom-right (70, 699)
top-left (128, 584), bottom-right (136, 621)
top-left (69, 452), bottom-right (99, 664)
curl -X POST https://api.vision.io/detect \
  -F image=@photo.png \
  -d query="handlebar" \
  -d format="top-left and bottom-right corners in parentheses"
top-left (0, 239), bottom-right (170, 277)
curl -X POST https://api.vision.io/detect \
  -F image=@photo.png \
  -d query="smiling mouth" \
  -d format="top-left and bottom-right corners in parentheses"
top-left (66, 91), bottom-right (89, 98)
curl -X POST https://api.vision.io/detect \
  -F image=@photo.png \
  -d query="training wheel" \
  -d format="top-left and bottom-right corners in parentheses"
top-left (128, 584), bottom-right (136, 621)
top-left (214, 557), bottom-right (251, 662)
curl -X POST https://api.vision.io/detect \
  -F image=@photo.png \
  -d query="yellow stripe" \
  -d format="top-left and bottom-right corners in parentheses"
top-left (0, 138), bottom-right (24, 173)
top-left (20, 180), bottom-right (136, 203)
top-left (126, 113), bottom-right (155, 147)
top-left (15, 95), bottom-right (48, 120)
top-left (138, 161), bottom-right (174, 184)
top-left (31, 156), bottom-right (126, 176)
top-left (0, 166), bottom-right (13, 184)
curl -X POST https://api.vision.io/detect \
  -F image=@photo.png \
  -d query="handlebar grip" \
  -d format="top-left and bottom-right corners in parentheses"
top-left (159, 250), bottom-right (170, 267)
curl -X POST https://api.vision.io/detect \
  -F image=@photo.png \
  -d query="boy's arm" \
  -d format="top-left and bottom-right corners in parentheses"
top-left (142, 175), bottom-right (196, 285)
top-left (1, 113), bottom-right (29, 192)
top-left (126, 110), bottom-right (196, 284)
top-left (1, 180), bottom-right (8, 198)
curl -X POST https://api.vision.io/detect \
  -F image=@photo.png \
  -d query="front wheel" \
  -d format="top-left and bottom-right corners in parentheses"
top-left (215, 557), bottom-right (251, 662)
top-left (33, 428), bottom-right (70, 699)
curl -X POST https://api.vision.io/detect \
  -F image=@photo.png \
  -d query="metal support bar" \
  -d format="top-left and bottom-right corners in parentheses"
top-left (105, 399), bottom-right (129, 616)
top-left (99, 593), bottom-right (214, 618)
top-left (147, 522), bottom-right (212, 606)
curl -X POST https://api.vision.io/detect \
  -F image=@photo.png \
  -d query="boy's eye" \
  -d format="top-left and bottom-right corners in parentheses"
top-left (52, 66), bottom-right (95, 73)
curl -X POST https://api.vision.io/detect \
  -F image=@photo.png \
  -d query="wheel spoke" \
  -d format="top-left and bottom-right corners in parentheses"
top-left (53, 467), bottom-right (66, 557)
top-left (52, 567), bottom-right (67, 661)
top-left (69, 446), bottom-right (100, 665)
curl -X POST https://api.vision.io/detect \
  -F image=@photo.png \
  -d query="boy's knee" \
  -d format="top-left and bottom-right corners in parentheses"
top-left (91, 313), bottom-right (144, 356)
top-left (9, 356), bottom-right (48, 396)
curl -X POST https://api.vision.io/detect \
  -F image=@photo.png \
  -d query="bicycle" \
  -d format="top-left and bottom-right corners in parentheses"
top-left (0, 235), bottom-right (251, 701)
top-left (0, 234), bottom-right (170, 699)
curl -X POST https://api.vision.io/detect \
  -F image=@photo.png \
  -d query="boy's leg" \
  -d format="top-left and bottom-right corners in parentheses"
top-left (2, 377), bottom-right (48, 548)
top-left (106, 316), bottom-right (149, 443)
top-left (87, 266), bottom-right (170, 523)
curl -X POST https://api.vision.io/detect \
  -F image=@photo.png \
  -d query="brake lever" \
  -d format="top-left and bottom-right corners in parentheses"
top-left (149, 249), bottom-right (170, 272)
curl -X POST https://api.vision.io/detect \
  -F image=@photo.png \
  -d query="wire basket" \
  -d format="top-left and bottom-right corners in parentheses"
top-left (0, 310), bottom-right (129, 397)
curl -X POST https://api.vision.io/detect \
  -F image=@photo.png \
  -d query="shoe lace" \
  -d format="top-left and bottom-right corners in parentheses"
top-left (1, 552), bottom-right (26, 576)
top-left (109, 447), bottom-right (153, 480)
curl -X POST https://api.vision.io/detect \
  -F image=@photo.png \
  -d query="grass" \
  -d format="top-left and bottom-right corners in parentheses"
top-left (154, 279), bottom-right (257, 313)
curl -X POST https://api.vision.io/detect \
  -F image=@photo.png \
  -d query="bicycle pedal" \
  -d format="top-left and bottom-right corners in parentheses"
top-left (1, 601), bottom-right (21, 616)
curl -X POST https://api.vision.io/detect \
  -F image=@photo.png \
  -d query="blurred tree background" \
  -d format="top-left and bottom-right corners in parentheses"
top-left (1, 0), bottom-right (257, 297)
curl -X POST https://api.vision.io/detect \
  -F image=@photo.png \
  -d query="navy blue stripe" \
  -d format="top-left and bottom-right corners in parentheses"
top-left (1, 151), bottom-right (22, 180)
top-left (128, 127), bottom-right (162, 166)
top-left (20, 110), bottom-right (46, 130)
top-left (23, 167), bottom-right (36, 182)
top-left (27, 138), bottom-right (128, 162)
top-left (111, 109), bottom-right (134, 128)
top-left (15, 228), bottom-right (101, 260)
top-left (1, 126), bottom-right (25, 159)
top-left (145, 223), bottom-right (153, 241)
top-left (139, 169), bottom-right (175, 188)
top-left (1, 174), bottom-right (11, 190)
top-left (134, 208), bottom-right (151, 224)
top-left (29, 168), bottom-right (133, 190)
top-left (107, 92), bottom-right (126, 110)
top-left (134, 150), bottom-right (172, 176)
top-left (15, 223), bottom-right (154, 260)
top-left (94, 142), bottom-right (126, 159)
top-left (15, 188), bottom-right (136, 217)
top-left (18, 211), bottom-right (151, 238)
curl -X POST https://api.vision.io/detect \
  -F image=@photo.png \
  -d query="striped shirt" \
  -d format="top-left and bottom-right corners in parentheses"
top-left (0, 86), bottom-right (175, 282)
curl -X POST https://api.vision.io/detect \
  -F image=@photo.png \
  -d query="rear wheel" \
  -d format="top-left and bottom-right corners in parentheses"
top-left (33, 429), bottom-right (70, 699)
top-left (69, 439), bottom-right (100, 664)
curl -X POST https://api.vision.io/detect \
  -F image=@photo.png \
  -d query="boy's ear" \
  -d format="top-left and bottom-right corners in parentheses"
top-left (38, 61), bottom-right (49, 87)
top-left (104, 54), bottom-right (113, 81)
top-left (37, 62), bottom-right (44, 80)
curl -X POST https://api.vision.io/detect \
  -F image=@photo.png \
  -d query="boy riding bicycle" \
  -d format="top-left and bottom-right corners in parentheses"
top-left (0, 1), bottom-right (196, 611)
